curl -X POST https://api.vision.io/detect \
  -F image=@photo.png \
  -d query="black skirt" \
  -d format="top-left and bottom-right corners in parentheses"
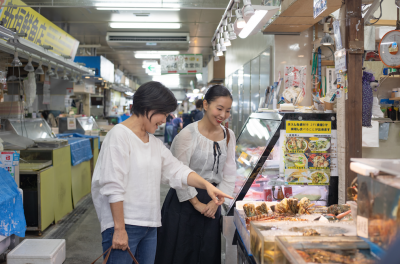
top-left (155, 187), bottom-right (221, 264)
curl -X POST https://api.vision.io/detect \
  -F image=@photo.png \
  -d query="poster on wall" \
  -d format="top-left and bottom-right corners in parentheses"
top-left (284, 65), bottom-right (307, 92)
top-left (282, 120), bottom-right (332, 186)
top-left (0, 151), bottom-right (20, 180)
top-left (313, 0), bottom-right (327, 19)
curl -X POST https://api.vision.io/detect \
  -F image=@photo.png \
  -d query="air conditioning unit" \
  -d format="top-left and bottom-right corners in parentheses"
top-left (106, 32), bottom-right (190, 51)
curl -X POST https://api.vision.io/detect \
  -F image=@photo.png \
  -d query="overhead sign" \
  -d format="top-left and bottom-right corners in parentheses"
top-left (0, 0), bottom-right (80, 59)
top-left (161, 54), bottom-right (202, 74)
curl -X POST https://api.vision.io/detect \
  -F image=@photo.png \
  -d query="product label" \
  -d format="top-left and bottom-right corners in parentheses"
top-left (357, 216), bottom-right (369, 238)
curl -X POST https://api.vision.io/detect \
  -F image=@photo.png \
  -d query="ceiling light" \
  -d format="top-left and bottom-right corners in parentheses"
top-left (70, 73), bottom-right (77, 83)
top-left (125, 91), bottom-right (134, 96)
top-left (11, 51), bottom-right (22, 67)
top-left (223, 32), bottom-right (232, 46)
top-left (109, 23), bottom-right (181, 29)
top-left (235, 9), bottom-right (246, 29)
top-left (320, 33), bottom-right (334, 45)
top-left (228, 24), bottom-right (237, 40)
top-left (35, 60), bottom-right (44, 75)
top-left (98, 77), bottom-right (103, 80)
top-left (220, 41), bottom-right (227, 51)
top-left (24, 57), bottom-right (34, 72)
top-left (242, 0), bottom-right (255, 17)
top-left (95, 3), bottom-right (180, 8)
top-left (62, 69), bottom-right (69, 81)
top-left (85, 76), bottom-right (90, 79)
top-left (46, 62), bottom-right (55, 77)
top-left (97, 7), bottom-right (180, 11)
top-left (52, 67), bottom-right (59, 79)
top-left (216, 44), bottom-right (223, 56)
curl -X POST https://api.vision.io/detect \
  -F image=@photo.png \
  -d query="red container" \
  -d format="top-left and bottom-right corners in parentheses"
top-left (284, 187), bottom-right (293, 198)
top-left (264, 189), bottom-right (273, 201)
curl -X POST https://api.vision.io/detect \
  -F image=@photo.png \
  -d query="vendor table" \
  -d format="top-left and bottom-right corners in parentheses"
top-left (21, 146), bottom-right (73, 224)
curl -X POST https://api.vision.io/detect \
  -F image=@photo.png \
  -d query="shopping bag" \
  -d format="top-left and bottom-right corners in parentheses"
top-left (91, 246), bottom-right (139, 264)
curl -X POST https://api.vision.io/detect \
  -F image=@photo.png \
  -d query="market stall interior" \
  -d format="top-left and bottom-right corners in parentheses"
top-left (0, 0), bottom-right (399, 263)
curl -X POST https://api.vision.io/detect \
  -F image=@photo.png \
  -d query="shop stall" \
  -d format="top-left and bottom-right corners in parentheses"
top-left (223, 112), bottom-right (341, 263)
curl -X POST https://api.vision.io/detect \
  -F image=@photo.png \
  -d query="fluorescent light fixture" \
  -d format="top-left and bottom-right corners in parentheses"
top-left (109, 22), bottom-right (181, 29)
top-left (85, 76), bottom-right (90, 79)
top-left (177, 100), bottom-right (182, 103)
top-left (97, 7), bottom-right (180, 11)
top-left (237, 6), bottom-right (279, 39)
top-left (11, 51), bottom-right (22, 67)
top-left (95, 2), bottom-right (180, 7)
top-left (135, 51), bottom-right (179, 59)
top-left (24, 57), bottom-right (34, 72)
top-left (125, 92), bottom-right (134, 96)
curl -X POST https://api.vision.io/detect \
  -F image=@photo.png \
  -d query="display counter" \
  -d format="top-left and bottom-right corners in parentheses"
top-left (20, 146), bottom-right (73, 225)
top-left (222, 112), bottom-right (339, 264)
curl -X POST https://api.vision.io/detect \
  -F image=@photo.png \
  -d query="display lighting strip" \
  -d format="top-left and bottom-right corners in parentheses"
top-left (211, 0), bottom-right (279, 61)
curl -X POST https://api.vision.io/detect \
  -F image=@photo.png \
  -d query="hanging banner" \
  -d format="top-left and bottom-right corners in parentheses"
top-left (43, 74), bottom-right (50, 104)
top-left (161, 54), bottom-right (202, 74)
top-left (283, 120), bottom-right (332, 186)
top-left (0, 0), bottom-right (80, 59)
top-left (313, 0), bottom-right (327, 19)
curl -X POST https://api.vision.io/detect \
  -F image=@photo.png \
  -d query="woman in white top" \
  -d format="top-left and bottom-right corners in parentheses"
top-left (91, 82), bottom-right (232, 264)
top-left (155, 85), bottom-right (236, 264)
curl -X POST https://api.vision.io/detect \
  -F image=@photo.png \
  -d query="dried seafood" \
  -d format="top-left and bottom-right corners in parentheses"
top-left (297, 249), bottom-right (377, 264)
top-left (296, 250), bottom-right (311, 262)
top-left (298, 197), bottom-right (315, 215)
top-left (243, 203), bottom-right (257, 217)
top-left (245, 215), bottom-right (274, 224)
top-left (327, 204), bottom-right (350, 216)
top-left (256, 203), bottom-right (270, 215)
top-left (303, 228), bottom-right (320, 236)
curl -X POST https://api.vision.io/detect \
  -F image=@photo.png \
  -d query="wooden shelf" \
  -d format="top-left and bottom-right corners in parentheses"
top-left (380, 75), bottom-right (400, 79)
top-left (263, 0), bottom-right (342, 34)
top-left (389, 97), bottom-right (400, 101)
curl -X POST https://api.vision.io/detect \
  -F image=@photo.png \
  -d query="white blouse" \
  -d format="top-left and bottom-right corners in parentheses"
top-left (92, 124), bottom-right (193, 232)
top-left (171, 122), bottom-right (237, 205)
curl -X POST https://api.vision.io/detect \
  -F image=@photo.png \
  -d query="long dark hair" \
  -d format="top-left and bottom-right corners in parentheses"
top-left (203, 85), bottom-right (232, 106)
top-left (131, 81), bottom-right (177, 120)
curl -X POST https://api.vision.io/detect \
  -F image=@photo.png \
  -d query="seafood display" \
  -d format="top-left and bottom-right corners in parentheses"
top-left (303, 228), bottom-right (320, 236)
top-left (309, 171), bottom-right (328, 184)
top-left (296, 249), bottom-right (377, 264)
top-left (308, 137), bottom-right (331, 151)
top-left (286, 137), bottom-right (308, 152)
top-left (273, 197), bottom-right (315, 215)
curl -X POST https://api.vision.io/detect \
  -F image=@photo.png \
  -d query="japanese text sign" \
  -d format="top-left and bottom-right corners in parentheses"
top-left (286, 121), bottom-right (331, 134)
top-left (161, 54), bottom-right (202, 74)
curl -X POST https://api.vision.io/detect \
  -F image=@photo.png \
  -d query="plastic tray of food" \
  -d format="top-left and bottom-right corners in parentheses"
top-left (19, 160), bottom-right (52, 171)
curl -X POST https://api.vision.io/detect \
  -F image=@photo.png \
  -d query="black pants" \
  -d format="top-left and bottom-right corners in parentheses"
top-left (155, 187), bottom-right (221, 264)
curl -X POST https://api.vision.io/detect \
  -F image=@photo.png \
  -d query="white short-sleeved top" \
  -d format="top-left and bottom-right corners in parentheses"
top-left (171, 122), bottom-right (237, 205)
top-left (91, 124), bottom-right (193, 232)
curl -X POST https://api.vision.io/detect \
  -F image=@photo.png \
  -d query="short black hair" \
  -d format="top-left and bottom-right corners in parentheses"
top-left (195, 99), bottom-right (203, 109)
top-left (204, 85), bottom-right (232, 105)
top-left (131, 81), bottom-right (177, 120)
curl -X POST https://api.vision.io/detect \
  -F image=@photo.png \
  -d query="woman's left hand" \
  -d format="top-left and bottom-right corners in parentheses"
top-left (205, 183), bottom-right (233, 206)
top-left (204, 201), bottom-right (219, 219)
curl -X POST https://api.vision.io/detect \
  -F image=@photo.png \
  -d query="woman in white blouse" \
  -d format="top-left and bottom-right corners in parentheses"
top-left (91, 82), bottom-right (232, 264)
top-left (155, 85), bottom-right (236, 264)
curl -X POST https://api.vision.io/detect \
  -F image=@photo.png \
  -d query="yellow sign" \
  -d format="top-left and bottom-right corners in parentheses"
top-left (237, 152), bottom-right (248, 164)
top-left (0, 0), bottom-right (80, 58)
top-left (286, 121), bottom-right (331, 134)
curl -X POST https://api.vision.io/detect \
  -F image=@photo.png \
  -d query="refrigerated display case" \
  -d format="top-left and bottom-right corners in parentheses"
top-left (222, 112), bottom-right (338, 264)
top-left (4, 118), bottom-right (55, 139)
top-left (274, 236), bottom-right (378, 264)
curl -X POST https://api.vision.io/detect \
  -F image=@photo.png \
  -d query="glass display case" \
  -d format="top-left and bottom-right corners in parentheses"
top-left (274, 236), bottom-right (378, 264)
top-left (250, 221), bottom-right (357, 264)
top-left (351, 158), bottom-right (400, 253)
top-left (76, 116), bottom-right (99, 131)
top-left (5, 118), bottom-right (54, 139)
top-left (225, 112), bottom-right (338, 216)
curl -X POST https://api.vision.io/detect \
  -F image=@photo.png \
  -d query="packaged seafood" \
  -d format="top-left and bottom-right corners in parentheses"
top-left (274, 236), bottom-right (378, 264)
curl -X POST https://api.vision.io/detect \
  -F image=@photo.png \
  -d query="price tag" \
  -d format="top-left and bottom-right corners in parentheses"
top-left (357, 216), bottom-right (368, 238)
top-left (237, 152), bottom-right (248, 164)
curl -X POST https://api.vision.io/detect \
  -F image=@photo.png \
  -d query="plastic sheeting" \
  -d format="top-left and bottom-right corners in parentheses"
top-left (63, 138), bottom-right (93, 166)
top-left (56, 133), bottom-right (100, 149)
top-left (0, 168), bottom-right (26, 237)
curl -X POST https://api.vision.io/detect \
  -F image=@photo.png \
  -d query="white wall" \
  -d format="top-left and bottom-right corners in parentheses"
top-left (225, 33), bottom-right (275, 77)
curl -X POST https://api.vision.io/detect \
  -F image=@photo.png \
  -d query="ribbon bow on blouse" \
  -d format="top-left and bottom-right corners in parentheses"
top-left (212, 142), bottom-right (222, 174)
